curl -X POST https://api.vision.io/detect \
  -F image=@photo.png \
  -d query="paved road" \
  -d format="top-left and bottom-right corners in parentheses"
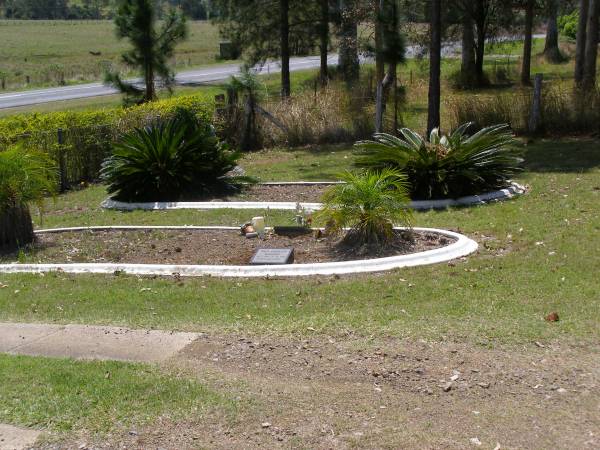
top-left (0, 55), bottom-right (339, 109)
top-left (0, 34), bottom-right (543, 110)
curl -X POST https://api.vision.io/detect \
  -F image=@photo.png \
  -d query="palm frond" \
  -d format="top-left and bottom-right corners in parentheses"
top-left (353, 122), bottom-right (522, 199)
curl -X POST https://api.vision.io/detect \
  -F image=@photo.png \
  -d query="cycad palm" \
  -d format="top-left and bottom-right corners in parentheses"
top-left (355, 123), bottom-right (522, 199)
top-left (0, 147), bottom-right (57, 250)
top-left (318, 169), bottom-right (412, 248)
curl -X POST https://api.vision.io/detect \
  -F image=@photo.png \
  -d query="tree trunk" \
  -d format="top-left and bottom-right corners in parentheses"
top-left (0, 205), bottom-right (34, 252)
top-left (474, 0), bottom-right (487, 84)
top-left (144, 58), bottom-right (155, 102)
top-left (375, 0), bottom-right (385, 133)
top-left (320, 0), bottom-right (329, 86)
top-left (461, 13), bottom-right (477, 88)
top-left (427, 0), bottom-right (441, 136)
top-left (521, 0), bottom-right (534, 86)
top-left (543, 0), bottom-right (562, 63)
top-left (582, 0), bottom-right (599, 90)
top-left (575, 0), bottom-right (590, 85)
top-left (280, 0), bottom-right (291, 97)
top-left (338, 0), bottom-right (359, 83)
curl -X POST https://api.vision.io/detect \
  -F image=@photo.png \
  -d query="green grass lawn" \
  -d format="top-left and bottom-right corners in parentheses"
top-left (1, 138), bottom-right (599, 346)
top-left (0, 354), bottom-right (232, 436)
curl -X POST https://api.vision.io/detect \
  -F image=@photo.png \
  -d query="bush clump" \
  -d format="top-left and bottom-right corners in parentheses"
top-left (355, 123), bottom-right (522, 200)
top-left (0, 147), bottom-right (57, 251)
top-left (558, 10), bottom-right (578, 41)
top-left (0, 94), bottom-right (214, 189)
top-left (101, 110), bottom-right (251, 202)
top-left (317, 169), bottom-right (413, 250)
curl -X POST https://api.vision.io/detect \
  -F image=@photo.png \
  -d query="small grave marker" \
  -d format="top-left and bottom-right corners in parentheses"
top-left (250, 248), bottom-right (294, 265)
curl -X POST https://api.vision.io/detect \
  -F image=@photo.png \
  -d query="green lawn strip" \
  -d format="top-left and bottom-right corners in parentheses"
top-left (0, 354), bottom-right (234, 435)
top-left (31, 144), bottom-right (355, 230)
top-left (1, 139), bottom-right (598, 345)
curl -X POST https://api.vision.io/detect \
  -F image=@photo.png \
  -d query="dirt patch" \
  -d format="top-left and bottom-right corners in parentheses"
top-left (230, 184), bottom-right (330, 203)
top-left (47, 334), bottom-right (600, 449)
top-left (3, 229), bottom-right (454, 265)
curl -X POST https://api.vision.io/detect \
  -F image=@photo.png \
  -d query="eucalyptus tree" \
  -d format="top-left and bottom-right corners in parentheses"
top-left (374, 0), bottom-right (406, 132)
top-left (574, 0), bottom-right (589, 84)
top-left (542, 0), bottom-right (564, 62)
top-left (213, 0), bottom-right (324, 98)
top-left (427, 0), bottom-right (442, 134)
top-left (582, 0), bottom-right (599, 89)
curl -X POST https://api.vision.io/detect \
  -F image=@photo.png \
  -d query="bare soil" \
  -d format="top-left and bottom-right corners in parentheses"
top-left (5, 229), bottom-right (453, 265)
top-left (45, 334), bottom-right (600, 449)
top-left (229, 184), bottom-right (330, 203)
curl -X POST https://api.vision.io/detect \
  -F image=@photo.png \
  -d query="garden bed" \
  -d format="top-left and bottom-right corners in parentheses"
top-left (1, 228), bottom-right (454, 265)
top-left (0, 226), bottom-right (478, 277)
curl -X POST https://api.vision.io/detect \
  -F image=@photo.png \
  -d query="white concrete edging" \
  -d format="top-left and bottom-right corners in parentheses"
top-left (101, 182), bottom-right (526, 212)
top-left (0, 226), bottom-right (477, 278)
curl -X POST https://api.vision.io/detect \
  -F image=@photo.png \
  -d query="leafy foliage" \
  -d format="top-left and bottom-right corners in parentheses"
top-left (355, 123), bottom-right (522, 200)
top-left (0, 147), bottom-right (57, 212)
top-left (0, 95), bottom-right (214, 189)
top-left (558, 10), bottom-right (578, 41)
top-left (212, 0), bottom-right (321, 66)
top-left (317, 169), bottom-right (412, 249)
top-left (106, 0), bottom-right (187, 105)
top-left (0, 147), bottom-right (57, 249)
top-left (101, 111), bottom-right (250, 202)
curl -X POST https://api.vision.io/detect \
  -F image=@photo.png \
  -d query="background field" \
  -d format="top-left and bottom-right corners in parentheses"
top-left (0, 20), bottom-right (226, 90)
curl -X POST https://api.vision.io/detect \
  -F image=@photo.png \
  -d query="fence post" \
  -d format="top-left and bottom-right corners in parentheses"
top-left (57, 128), bottom-right (67, 192)
top-left (528, 73), bottom-right (543, 133)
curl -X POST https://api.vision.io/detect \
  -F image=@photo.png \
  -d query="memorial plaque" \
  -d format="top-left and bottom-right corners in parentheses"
top-left (250, 248), bottom-right (294, 265)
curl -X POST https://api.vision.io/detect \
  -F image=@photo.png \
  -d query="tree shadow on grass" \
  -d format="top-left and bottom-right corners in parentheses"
top-left (523, 138), bottom-right (600, 173)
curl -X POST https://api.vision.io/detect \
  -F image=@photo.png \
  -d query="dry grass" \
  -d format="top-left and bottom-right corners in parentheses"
top-left (446, 85), bottom-right (600, 135)
top-left (259, 86), bottom-right (374, 147)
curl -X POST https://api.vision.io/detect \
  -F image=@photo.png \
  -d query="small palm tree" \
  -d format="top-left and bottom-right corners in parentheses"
top-left (0, 148), bottom-right (57, 251)
top-left (317, 169), bottom-right (413, 249)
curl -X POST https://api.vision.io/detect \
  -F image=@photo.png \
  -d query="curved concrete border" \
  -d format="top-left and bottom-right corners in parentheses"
top-left (101, 182), bottom-right (526, 212)
top-left (0, 226), bottom-right (477, 277)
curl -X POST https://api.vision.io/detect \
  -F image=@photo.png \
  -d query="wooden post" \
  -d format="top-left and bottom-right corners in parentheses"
top-left (57, 128), bottom-right (67, 191)
top-left (529, 73), bottom-right (543, 133)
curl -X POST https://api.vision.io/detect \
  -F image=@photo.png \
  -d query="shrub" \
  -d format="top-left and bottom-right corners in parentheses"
top-left (0, 94), bottom-right (214, 188)
top-left (317, 169), bottom-right (413, 249)
top-left (0, 147), bottom-right (57, 251)
top-left (558, 10), bottom-right (578, 41)
top-left (100, 111), bottom-right (250, 202)
top-left (355, 123), bottom-right (522, 200)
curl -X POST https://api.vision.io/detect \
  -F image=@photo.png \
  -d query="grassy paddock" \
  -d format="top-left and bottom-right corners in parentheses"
top-left (0, 20), bottom-right (227, 90)
top-left (1, 139), bottom-right (599, 346)
top-left (0, 354), bottom-right (233, 436)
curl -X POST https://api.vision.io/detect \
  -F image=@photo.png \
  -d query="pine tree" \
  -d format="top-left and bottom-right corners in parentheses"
top-left (106, 0), bottom-right (187, 105)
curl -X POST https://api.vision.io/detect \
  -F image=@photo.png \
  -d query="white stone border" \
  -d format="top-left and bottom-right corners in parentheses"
top-left (0, 226), bottom-right (477, 278)
top-left (101, 182), bottom-right (526, 211)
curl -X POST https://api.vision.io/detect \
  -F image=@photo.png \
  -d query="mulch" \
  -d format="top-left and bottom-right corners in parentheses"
top-left (4, 229), bottom-right (455, 265)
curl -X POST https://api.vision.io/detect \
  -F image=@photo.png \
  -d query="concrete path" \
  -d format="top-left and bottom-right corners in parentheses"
top-left (0, 322), bottom-right (199, 362)
top-left (0, 424), bottom-right (40, 450)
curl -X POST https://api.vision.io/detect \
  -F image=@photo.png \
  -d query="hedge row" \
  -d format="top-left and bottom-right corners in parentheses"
top-left (0, 95), bottom-right (215, 188)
